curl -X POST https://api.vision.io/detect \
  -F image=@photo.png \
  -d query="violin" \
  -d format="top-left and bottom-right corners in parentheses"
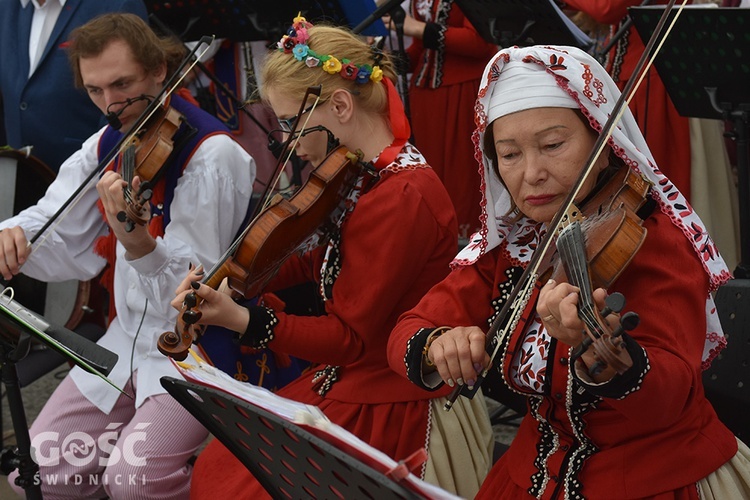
top-left (157, 144), bottom-right (365, 360)
top-left (116, 103), bottom-right (184, 232)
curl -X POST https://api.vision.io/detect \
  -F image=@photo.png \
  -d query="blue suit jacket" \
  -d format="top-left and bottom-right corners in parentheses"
top-left (0, 0), bottom-right (148, 171)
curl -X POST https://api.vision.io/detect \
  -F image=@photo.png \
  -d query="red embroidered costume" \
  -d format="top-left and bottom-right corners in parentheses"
top-left (190, 144), bottom-right (466, 499)
top-left (389, 45), bottom-right (749, 499)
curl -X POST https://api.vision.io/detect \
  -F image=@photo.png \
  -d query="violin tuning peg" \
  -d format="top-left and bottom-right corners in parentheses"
top-left (182, 309), bottom-right (202, 325)
top-left (601, 292), bottom-right (626, 316)
top-left (184, 292), bottom-right (197, 308)
top-left (141, 188), bottom-right (153, 202)
top-left (124, 220), bottom-right (135, 233)
top-left (116, 211), bottom-right (127, 223)
top-left (613, 311), bottom-right (640, 337)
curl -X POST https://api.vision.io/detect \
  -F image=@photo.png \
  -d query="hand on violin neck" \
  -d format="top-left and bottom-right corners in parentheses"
top-left (97, 171), bottom-right (156, 259)
top-left (172, 273), bottom-right (249, 334)
top-left (539, 279), bottom-right (585, 346)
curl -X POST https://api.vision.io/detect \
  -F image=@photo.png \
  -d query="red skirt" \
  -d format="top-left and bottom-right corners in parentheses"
top-left (477, 452), bottom-right (701, 499)
top-left (189, 373), bottom-right (431, 499)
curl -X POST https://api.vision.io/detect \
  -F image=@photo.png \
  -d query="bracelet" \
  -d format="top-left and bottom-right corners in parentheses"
top-left (422, 326), bottom-right (451, 367)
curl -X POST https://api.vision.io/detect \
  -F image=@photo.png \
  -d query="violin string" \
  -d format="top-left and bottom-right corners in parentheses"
top-left (558, 224), bottom-right (605, 338)
top-left (259, 95), bottom-right (323, 214)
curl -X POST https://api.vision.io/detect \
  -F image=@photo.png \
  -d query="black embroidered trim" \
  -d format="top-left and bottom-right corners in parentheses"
top-left (422, 22), bottom-right (443, 50)
top-left (527, 396), bottom-right (554, 497)
top-left (571, 332), bottom-right (649, 400)
top-left (610, 19), bottom-right (630, 84)
top-left (237, 306), bottom-right (278, 349)
top-left (404, 327), bottom-right (442, 390)
top-left (321, 228), bottom-right (342, 300)
top-left (311, 365), bottom-right (340, 396)
top-left (486, 266), bottom-right (524, 354)
top-left (563, 379), bottom-right (600, 499)
top-left (431, 1), bottom-right (451, 88)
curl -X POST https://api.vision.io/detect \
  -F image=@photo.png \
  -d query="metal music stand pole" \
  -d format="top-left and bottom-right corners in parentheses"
top-left (0, 336), bottom-right (42, 499)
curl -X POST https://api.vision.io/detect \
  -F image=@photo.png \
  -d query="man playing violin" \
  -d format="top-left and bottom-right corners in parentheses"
top-left (1, 13), bottom-right (255, 499)
top-left (389, 45), bottom-right (750, 498)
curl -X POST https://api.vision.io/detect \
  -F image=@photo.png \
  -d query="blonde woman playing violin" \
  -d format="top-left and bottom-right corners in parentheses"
top-left (389, 45), bottom-right (750, 499)
top-left (175, 17), bottom-right (495, 499)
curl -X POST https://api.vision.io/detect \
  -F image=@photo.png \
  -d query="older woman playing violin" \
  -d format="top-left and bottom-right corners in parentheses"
top-left (388, 45), bottom-right (750, 499)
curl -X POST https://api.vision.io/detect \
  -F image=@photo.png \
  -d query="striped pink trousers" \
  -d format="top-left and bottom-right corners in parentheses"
top-left (8, 372), bottom-right (208, 499)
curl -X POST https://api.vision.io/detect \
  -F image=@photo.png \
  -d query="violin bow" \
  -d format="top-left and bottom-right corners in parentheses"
top-left (444, 0), bottom-right (689, 411)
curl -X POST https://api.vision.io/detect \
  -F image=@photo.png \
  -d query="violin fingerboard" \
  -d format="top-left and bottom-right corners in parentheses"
top-left (122, 144), bottom-right (135, 185)
top-left (556, 222), bottom-right (595, 307)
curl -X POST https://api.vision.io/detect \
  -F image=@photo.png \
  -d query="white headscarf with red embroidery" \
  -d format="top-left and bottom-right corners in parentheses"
top-left (453, 45), bottom-right (732, 367)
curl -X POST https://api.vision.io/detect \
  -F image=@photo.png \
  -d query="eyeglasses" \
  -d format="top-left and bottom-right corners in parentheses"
top-left (277, 101), bottom-right (321, 133)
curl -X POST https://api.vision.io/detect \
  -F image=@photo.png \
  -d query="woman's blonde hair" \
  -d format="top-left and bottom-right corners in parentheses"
top-left (259, 25), bottom-right (396, 117)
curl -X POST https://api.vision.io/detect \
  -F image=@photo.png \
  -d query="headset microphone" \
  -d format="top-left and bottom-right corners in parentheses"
top-left (105, 110), bottom-right (123, 130)
top-left (104, 95), bottom-right (151, 131)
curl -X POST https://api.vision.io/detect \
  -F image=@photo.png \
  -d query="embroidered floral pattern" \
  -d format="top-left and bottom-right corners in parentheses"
top-left (510, 316), bottom-right (550, 393)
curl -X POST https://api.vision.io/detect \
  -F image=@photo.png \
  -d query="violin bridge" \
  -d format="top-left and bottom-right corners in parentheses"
top-left (557, 204), bottom-right (586, 235)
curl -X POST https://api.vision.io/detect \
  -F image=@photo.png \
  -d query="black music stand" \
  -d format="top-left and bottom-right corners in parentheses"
top-left (631, 6), bottom-right (750, 442)
top-left (455, 0), bottom-right (592, 49)
top-left (0, 296), bottom-right (119, 499)
top-left (161, 377), bottom-right (424, 499)
top-left (147, 0), bottom-right (384, 43)
top-left (705, 284), bottom-right (750, 443)
top-left (630, 6), bottom-right (750, 277)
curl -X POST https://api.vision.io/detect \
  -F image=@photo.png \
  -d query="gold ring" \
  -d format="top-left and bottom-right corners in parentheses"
top-left (542, 314), bottom-right (556, 323)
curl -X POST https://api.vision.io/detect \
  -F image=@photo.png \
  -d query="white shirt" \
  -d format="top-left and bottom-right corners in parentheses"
top-left (0, 126), bottom-right (256, 413)
top-left (21, 0), bottom-right (66, 77)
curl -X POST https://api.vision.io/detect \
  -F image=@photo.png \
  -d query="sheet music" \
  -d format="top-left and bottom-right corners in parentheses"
top-left (173, 353), bottom-right (462, 500)
top-left (0, 287), bottom-right (124, 394)
top-left (1, 287), bottom-right (50, 331)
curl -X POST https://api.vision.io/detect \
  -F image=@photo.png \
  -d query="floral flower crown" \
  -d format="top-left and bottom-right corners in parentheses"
top-left (277, 14), bottom-right (384, 85)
